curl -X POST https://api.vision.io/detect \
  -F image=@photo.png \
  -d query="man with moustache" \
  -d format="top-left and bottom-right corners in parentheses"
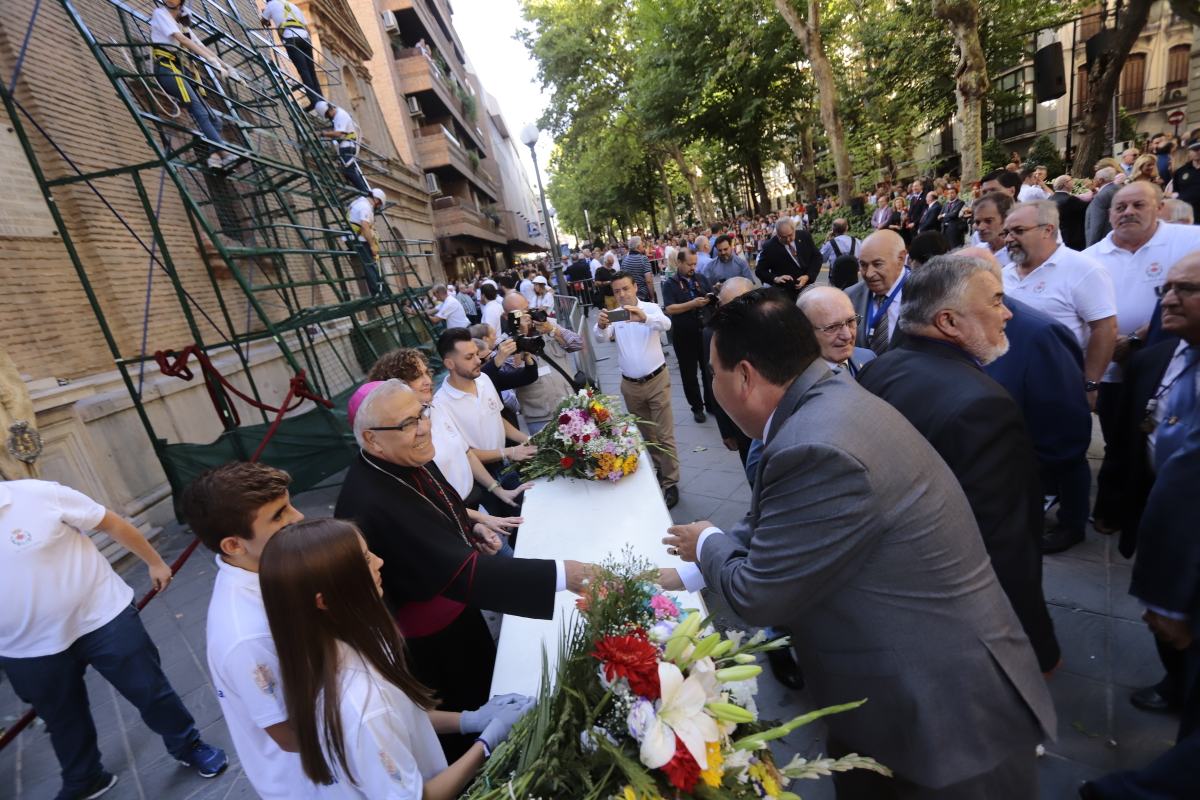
top-left (858, 254), bottom-right (1061, 672)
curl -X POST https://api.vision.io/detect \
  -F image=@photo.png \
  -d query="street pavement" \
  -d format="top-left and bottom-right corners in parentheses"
top-left (0, 294), bottom-right (1179, 799)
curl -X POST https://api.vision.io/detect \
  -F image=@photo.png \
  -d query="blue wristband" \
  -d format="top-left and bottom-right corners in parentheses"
top-left (475, 737), bottom-right (492, 758)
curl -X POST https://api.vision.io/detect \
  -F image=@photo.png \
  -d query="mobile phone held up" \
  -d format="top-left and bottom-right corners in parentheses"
top-left (606, 308), bottom-right (631, 323)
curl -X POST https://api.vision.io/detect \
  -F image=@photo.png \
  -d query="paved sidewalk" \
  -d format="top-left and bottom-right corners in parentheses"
top-left (0, 300), bottom-right (1178, 799)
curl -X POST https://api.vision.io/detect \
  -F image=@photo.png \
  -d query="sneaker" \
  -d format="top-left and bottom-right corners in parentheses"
top-left (176, 739), bottom-right (228, 778)
top-left (58, 771), bottom-right (117, 800)
top-left (205, 153), bottom-right (224, 170)
top-left (219, 151), bottom-right (241, 168)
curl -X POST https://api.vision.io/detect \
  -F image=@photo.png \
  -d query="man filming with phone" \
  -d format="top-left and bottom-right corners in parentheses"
top-left (593, 271), bottom-right (681, 509)
top-left (501, 292), bottom-right (583, 434)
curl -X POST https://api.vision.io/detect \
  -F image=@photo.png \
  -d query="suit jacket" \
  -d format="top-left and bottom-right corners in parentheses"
top-left (906, 196), bottom-right (928, 235)
top-left (1085, 182), bottom-right (1117, 247)
top-left (845, 278), bottom-right (908, 351)
top-left (1052, 191), bottom-right (1089, 251)
top-left (698, 361), bottom-right (1055, 788)
top-left (918, 199), bottom-right (943, 233)
top-left (858, 337), bottom-right (1060, 672)
top-left (1108, 339), bottom-right (1181, 557)
top-left (939, 198), bottom-right (968, 245)
top-left (755, 233), bottom-right (821, 297)
top-left (985, 297), bottom-right (1091, 468)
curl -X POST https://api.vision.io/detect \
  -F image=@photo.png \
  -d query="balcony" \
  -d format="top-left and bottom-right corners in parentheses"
top-left (415, 124), bottom-right (498, 200)
top-left (431, 195), bottom-right (507, 245)
top-left (389, 0), bottom-right (465, 72)
top-left (394, 50), bottom-right (487, 152)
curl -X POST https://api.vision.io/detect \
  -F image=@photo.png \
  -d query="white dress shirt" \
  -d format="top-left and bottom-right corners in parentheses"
top-left (481, 298), bottom-right (504, 335)
top-left (433, 296), bottom-right (469, 329)
top-left (1001, 245), bottom-right (1116, 351)
top-left (591, 300), bottom-right (672, 379)
top-left (1084, 221), bottom-right (1200, 381)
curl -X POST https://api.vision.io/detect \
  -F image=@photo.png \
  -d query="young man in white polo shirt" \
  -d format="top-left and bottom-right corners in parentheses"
top-left (1001, 200), bottom-right (1118, 405)
top-left (0, 479), bottom-right (227, 800)
top-left (180, 463), bottom-right (315, 800)
top-left (592, 270), bottom-right (680, 508)
top-left (430, 282), bottom-right (470, 330)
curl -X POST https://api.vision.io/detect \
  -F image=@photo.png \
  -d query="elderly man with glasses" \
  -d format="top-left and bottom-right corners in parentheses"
top-left (796, 286), bottom-right (877, 377)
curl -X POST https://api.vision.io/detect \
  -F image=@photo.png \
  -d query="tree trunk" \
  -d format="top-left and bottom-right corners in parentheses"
top-left (931, 0), bottom-right (989, 185)
top-left (800, 120), bottom-right (818, 200)
top-left (1071, 0), bottom-right (1152, 177)
top-left (774, 0), bottom-right (853, 206)
top-left (747, 154), bottom-right (770, 215)
top-left (668, 143), bottom-right (714, 223)
top-left (658, 160), bottom-right (676, 231)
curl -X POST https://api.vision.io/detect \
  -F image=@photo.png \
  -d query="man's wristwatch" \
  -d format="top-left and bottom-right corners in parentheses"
top-left (1085, 380), bottom-right (1100, 393)
top-left (1126, 333), bottom-right (1143, 350)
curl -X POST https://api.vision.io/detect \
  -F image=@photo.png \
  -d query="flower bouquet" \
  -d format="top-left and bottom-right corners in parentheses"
top-left (520, 389), bottom-right (647, 482)
top-left (463, 552), bottom-right (889, 799)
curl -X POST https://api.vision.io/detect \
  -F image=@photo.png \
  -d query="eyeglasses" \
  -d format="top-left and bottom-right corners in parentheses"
top-left (368, 403), bottom-right (432, 434)
top-left (1155, 282), bottom-right (1200, 299)
top-left (817, 315), bottom-right (861, 335)
top-left (1000, 224), bottom-right (1049, 238)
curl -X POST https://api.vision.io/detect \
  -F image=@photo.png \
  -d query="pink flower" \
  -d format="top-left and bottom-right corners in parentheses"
top-left (650, 594), bottom-right (679, 620)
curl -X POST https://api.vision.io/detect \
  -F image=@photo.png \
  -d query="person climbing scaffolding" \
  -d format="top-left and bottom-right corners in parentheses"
top-left (149, 0), bottom-right (242, 170)
top-left (347, 188), bottom-right (389, 296)
top-left (312, 99), bottom-right (372, 195)
top-left (259, 0), bottom-right (323, 109)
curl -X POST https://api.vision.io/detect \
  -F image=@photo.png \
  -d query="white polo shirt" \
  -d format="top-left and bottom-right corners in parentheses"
top-left (433, 295), bottom-right (469, 329)
top-left (149, 7), bottom-right (182, 46)
top-left (519, 279), bottom-right (536, 303)
top-left (206, 557), bottom-right (314, 799)
top-left (318, 643), bottom-right (447, 799)
top-left (481, 298), bottom-right (504, 335)
top-left (1002, 245), bottom-right (1116, 351)
top-left (0, 480), bottom-right (131, 658)
top-left (591, 300), bottom-right (672, 380)
top-left (531, 291), bottom-right (556, 315)
top-left (430, 404), bottom-right (474, 500)
top-left (330, 106), bottom-right (357, 141)
top-left (1084, 221), bottom-right (1200, 380)
top-left (434, 373), bottom-right (506, 451)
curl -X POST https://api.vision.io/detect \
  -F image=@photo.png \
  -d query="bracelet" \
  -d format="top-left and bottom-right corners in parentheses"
top-left (486, 481), bottom-right (500, 493)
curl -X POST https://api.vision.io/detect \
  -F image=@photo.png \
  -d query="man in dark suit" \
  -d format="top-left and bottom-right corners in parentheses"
top-left (1085, 167), bottom-right (1119, 247)
top-left (1051, 175), bottom-right (1089, 250)
top-left (939, 186), bottom-right (968, 246)
top-left (905, 181), bottom-right (928, 240)
top-left (918, 191), bottom-right (943, 233)
top-left (858, 254), bottom-right (1061, 673)
top-left (754, 217), bottom-right (821, 299)
top-left (662, 289), bottom-right (1055, 798)
top-left (845, 230), bottom-right (908, 354)
top-left (1082, 258), bottom-right (1200, 796)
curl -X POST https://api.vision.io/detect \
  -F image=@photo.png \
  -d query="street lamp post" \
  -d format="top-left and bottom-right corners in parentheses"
top-left (520, 124), bottom-right (563, 288)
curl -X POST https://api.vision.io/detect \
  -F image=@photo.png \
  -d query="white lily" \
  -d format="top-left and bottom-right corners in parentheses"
top-left (639, 662), bottom-right (721, 770)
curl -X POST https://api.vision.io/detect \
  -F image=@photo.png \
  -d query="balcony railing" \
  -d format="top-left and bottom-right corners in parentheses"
top-left (429, 195), bottom-right (507, 243)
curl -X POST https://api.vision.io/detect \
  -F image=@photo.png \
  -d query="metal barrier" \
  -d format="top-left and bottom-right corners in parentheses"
top-left (552, 293), bottom-right (600, 390)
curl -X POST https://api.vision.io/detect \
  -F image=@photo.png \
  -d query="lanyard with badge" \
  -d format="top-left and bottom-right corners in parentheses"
top-left (865, 269), bottom-right (909, 339)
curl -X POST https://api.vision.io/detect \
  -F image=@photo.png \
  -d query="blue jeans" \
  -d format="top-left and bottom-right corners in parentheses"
top-left (0, 605), bottom-right (199, 797)
top-left (154, 63), bottom-right (226, 146)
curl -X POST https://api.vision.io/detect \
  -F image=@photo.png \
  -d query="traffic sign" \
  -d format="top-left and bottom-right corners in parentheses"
top-left (1168, 109), bottom-right (1185, 125)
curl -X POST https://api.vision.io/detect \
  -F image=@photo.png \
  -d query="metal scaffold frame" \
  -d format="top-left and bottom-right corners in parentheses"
top-left (1, 0), bottom-right (446, 503)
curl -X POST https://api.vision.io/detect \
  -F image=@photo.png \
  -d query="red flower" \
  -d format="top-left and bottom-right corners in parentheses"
top-left (582, 434), bottom-right (591, 443)
top-left (558, 413), bottom-right (571, 425)
top-left (560, 456), bottom-right (575, 468)
top-left (661, 735), bottom-right (701, 792)
top-left (592, 630), bottom-right (660, 700)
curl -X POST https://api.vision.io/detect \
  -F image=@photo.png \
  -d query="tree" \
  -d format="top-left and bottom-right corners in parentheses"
top-left (931, 0), bottom-right (989, 185)
top-left (1072, 0), bottom-right (1153, 176)
top-left (1026, 134), bottom-right (1065, 177)
top-left (774, 0), bottom-right (853, 205)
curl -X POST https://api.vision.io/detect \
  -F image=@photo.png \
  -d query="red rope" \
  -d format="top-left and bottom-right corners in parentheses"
top-left (0, 349), bottom-right (333, 753)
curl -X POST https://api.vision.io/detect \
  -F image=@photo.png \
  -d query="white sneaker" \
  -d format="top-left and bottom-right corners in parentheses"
top-left (219, 151), bottom-right (240, 168)
top-left (206, 153), bottom-right (224, 169)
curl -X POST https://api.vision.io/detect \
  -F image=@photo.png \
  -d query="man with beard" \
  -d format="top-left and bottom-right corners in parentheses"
top-left (858, 254), bottom-right (1061, 673)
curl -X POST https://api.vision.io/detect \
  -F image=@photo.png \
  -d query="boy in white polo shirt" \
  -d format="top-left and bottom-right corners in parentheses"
top-left (0, 479), bottom-right (227, 800)
top-left (180, 462), bottom-right (317, 800)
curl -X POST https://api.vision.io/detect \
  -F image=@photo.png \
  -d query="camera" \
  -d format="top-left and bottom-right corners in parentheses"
top-left (501, 310), bottom-right (546, 355)
top-left (704, 292), bottom-right (718, 305)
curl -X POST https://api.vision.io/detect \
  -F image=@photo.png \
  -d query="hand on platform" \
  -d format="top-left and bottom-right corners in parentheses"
top-left (662, 520), bottom-right (713, 563)
top-left (1144, 610), bottom-right (1193, 651)
top-left (478, 513), bottom-right (522, 534)
top-left (564, 560), bottom-right (600, 594)
top-left (460, 694), bottom-right (530, 734)
top-left (508, 443), bottom-right (538, 461)
top-left (149, 559), bottom-right (174, 592)
top-left (493, 481), bottom-right (533, 507)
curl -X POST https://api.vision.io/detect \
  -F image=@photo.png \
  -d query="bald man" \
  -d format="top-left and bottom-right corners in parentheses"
top-left (797, 287), bottom-right (877, 377)
top-left (846, 230), bottom-right (908, 354)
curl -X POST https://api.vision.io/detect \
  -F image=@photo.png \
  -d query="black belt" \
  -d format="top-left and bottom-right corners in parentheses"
top-left (622, 364), bottom-right (665, 384)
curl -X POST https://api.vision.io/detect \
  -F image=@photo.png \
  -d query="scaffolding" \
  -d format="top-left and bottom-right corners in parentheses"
top-left (1, 0), bottom-right (446, 504)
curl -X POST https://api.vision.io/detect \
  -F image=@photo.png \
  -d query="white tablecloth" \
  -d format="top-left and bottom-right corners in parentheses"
top-left (490, 454), bottom-right (706, 697)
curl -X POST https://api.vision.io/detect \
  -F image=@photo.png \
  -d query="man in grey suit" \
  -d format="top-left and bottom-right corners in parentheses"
top-left (845, 230), bottom-right (909, 355)
top-left (1085, 167), bottom-right (1119, 247)
top-left (662, 290), bottom-right (1055, 798)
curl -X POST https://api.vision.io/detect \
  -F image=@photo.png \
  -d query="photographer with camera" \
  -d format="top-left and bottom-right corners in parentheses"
top-left (662, 248), bottom-right (716, 424)
top-left (500, 293), bottom-right (583, 434)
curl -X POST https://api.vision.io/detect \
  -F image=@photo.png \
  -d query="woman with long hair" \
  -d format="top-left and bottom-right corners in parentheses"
top-left (260, 518), bottom-right (531, 798)
top-left (1131, 153), bottom-right (1162, 185)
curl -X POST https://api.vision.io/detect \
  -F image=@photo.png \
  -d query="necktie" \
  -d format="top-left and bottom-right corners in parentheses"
top-left (869, 295), bottom-right (890, 354)
top-left (1155, 348), bottom-right (1198, 471)
top-left (787, 242), bottom-right (796, 261)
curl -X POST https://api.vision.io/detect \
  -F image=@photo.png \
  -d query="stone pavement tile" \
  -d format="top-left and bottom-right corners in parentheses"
top-left (1109, 619), bottom-right (1168, 691)
top-left (1050, 606), bottom-right (1109, 683)
top-left (1059, 529), bottom-right (1113, 565)
top-left (1044, 555), bottom-right (1109, 615)
top-left (681, 467), bottom-right (746, 501)
top-left (1107, 696), bottom-right (1180, 771)
top-left (1045, 671), bottom-right (1117, 769)
top-left (1107, 563), bottom-right (1143, 623)
top-left (1037, 754), bottom-right (1102, 796)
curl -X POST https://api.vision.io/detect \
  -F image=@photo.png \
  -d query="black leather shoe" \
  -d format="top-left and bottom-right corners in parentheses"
top-left (1078, 782), bottom-right (1103, 799)
top-left (766, 647), bottom-right (805, 690)
top-left (692, 410), bottom-right (707, 423)
top-left (1041, 525), bottom-right (1084, 554)
top-left (1130, 685), bottom-right (1180, 713)
top-left (663, 486), bottom-right (679, 509)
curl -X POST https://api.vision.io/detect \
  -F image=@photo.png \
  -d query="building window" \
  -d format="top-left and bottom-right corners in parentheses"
top-left (1167, 44), bottom-right (1190, 90)
top-left (1075, 65), bottom-right (1090, 115)
top-left (994, 68), bottom-right (1035, 140)
top-left (1119, 53), bottom-right (1146, 110)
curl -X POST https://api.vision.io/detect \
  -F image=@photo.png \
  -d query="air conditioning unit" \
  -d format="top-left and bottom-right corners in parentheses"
top-left (382, 10), bottom-right (398, 32)
top-left (1165, 87), bottom-right (1187, 103)
top-left (425, 173), bottom-right (442, 195)
top-left (406, 96), bottom-right (422, 116)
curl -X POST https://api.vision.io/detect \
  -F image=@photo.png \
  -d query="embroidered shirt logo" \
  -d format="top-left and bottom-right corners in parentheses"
top-left (1146, 262), bottom-right (1163, 279)
top-left (252, 663), bottom-right (278, 695)
top-left (1032, 280), bottom-right (1047, 294)
top-left (10, 529), bottom-right (33, 547)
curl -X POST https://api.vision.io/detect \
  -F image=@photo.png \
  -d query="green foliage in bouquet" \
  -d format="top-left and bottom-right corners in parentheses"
top-left (520, 391), bottom-right (650, 483)
top-left (463, 550), bottom-right (889, 799)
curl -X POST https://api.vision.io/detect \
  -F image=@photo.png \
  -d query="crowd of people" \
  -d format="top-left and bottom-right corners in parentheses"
top-left (4, 131), bottom-right (1200, 799)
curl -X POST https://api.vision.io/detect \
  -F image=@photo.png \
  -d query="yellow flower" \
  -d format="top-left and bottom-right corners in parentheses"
top-left (699, 741), bottom-right (724, 788)
top-left (617, 786), bottom-right (660, 800)
top-left (749, 761), bottom-right (781, 797)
